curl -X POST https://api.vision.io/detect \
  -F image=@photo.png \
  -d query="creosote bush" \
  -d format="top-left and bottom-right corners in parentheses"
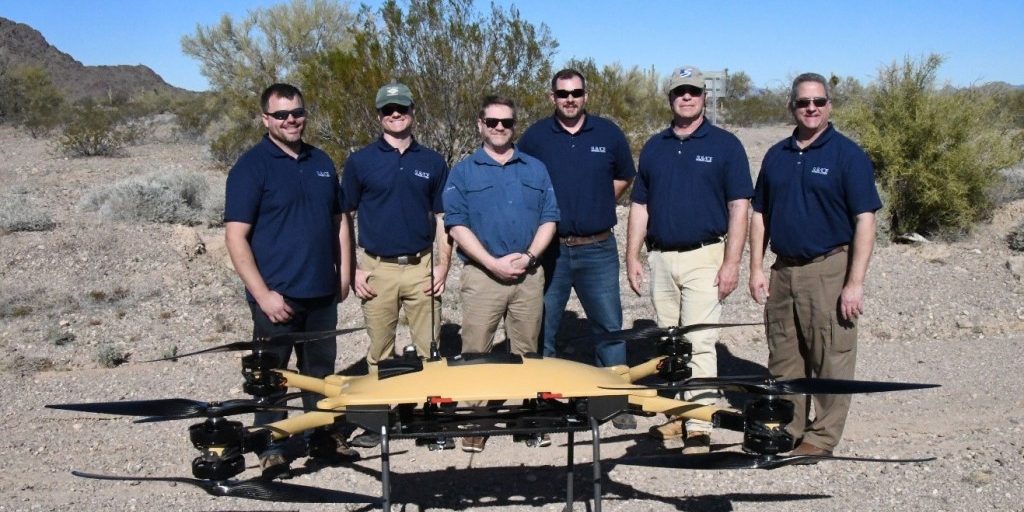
top-left (56, 103), bottom-right (151, 157)
top-left (79, 170), bottom-right (221, 226)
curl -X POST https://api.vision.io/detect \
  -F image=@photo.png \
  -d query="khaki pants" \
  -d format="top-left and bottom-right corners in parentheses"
top-left (361, 252), bottom-right (441, 367)
top-left (765, 250), bottom-right (857, 450)
top-left (460, 263), bottom-right (544, 356)
top-left (649, 242), bottom-right (724, 433)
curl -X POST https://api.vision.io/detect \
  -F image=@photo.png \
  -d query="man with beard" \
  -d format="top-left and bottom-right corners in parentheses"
top-left (626, 66), bottom-right (752, 454)
top-left (519, 70), bottom-right (636, 432)
top-left (224, 83), bottom-right (352, 477)
top-left (748, 72), bottom-right (881, 459)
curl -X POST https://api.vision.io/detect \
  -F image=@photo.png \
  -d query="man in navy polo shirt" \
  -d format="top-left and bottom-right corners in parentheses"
top-left (444, 95), bottom-right (560, 453)
top-left (626, 66), bottom-right (753, 454)
top-left (748, 72), bottom-right (881, 459)
top-left (224, 83), bottom-right (352, 477)
top-left (340, 82), bottom-right (451, 447)
top-left (519, 70), bottom-right (636, 428)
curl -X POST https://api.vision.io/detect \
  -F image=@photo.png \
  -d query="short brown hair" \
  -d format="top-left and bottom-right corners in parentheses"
top-left (551, 68), bottom-right (586, 91)
top-left (478, 95), bottom-right (516, 119)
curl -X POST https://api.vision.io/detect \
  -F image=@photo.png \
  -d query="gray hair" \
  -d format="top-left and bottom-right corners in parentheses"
top-left (789, 73), bottom-right (831, 108)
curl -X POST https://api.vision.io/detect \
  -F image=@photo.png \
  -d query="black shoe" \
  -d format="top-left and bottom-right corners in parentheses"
top-left (525, 433), bottom-right (551, 448)
top-left (611, 414), bottom-right (637, 430)
top-left (307, 431), bottom-right (360, 465)
top-left (350, 431), bottom-right (382, 448)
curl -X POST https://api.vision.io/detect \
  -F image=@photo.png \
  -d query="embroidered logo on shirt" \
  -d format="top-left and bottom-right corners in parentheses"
top-left (591, 146), bottom-right (606, 153)
top-left (695, 155), bottom-right (714, 163)
top-left (811, 166), bottom-right (830, 175)
top-left (316, 170), bottom-right (332, 178)
top-left (414, 170), bottom-right (431, 180)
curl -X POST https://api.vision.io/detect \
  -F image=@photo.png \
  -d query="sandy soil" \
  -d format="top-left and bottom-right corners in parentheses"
top-left (1, 123), bottom-right (1022, 511)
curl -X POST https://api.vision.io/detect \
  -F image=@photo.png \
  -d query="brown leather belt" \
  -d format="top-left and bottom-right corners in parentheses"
top-left (365, 248), bottom-right (431, 265)
top-left (560, 230), bottom-right (612, 247)
top-left (776, 245), bottom-right (847, 266)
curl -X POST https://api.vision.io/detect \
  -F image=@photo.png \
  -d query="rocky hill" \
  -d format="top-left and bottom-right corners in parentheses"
top-left (0, 16), bottom-right (188, 100)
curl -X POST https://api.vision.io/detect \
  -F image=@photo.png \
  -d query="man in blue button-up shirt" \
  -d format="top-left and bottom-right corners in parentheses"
top-left (444, 95), bottom-right (560, 453)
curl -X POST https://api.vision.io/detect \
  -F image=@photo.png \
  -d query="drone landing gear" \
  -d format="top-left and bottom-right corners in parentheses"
top-left (377, 418), bottom-right (605, 512)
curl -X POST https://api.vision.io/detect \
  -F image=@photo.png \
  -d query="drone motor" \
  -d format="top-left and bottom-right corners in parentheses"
top-left (241, 352), bottom-right (285, 398)
top-left (655, 332), bottom-right (693, 381)
top-left (740, 397), bottom-right (795, 455)
top-left (188, 418), bottom-right (247, 480)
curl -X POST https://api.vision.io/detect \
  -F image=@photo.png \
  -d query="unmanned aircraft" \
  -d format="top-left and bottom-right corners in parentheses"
top-left (48, 322), bottom-right (938, 510)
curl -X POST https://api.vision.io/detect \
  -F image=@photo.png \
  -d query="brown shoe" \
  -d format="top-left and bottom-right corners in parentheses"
top-left (789, 441), bottom-right (832, 463)
top-left (681, 431), bottom-right (711, 455)
top-left (647, 418), bottom-right (685, 440)
top-left (461, 436), bottom-right (487, 453)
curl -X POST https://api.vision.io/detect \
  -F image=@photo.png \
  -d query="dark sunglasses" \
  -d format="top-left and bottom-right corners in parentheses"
top-left (794, 97), bottom-right (829, 109)
top-left (553, 88), bottom-right (585, 99)
top-left (483, 117), bottom-right (515, 129)
top-left (264, 108), bottom-right (306, 121)
top-left (379, 104), bottom-right (410, 116)
top-left (671, 85), bottom-right (704, 97)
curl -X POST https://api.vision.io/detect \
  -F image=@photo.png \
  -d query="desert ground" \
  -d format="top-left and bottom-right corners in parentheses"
top-left (1, 122), bottom-right (1023, 511)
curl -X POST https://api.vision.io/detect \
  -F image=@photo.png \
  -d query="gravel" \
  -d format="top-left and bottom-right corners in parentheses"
top-left (1, 123), bottom-right (1022, 511)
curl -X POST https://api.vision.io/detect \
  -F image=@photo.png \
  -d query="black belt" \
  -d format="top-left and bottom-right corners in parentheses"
top-left (560, 230), bottom-right (612, 247)
top-left (365, 248), bottom-right (431, 265)
top-left (646, 236), bottom-right (723, 253)
top-left (775, 245), bottom-right (847, 266)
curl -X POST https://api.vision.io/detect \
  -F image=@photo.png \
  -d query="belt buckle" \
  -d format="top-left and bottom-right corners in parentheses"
top-left (395, 255), bottom-right (411, 265)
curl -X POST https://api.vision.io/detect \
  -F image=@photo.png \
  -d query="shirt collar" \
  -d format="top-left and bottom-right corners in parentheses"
top-left (470, 144), bottom-right (526, 167)
top-left (374, 135), bottom-right (421, 153)
top-left (784, 122), bottom-right (836, 151)
top-left (659, 117), bottom-right (711, 140)
top-left (260, 135), bottom-right (311, 160)
top-left (547, 112), bottom-right (593, 134)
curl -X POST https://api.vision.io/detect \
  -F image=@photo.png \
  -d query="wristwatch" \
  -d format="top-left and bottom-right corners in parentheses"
top-left (524, 251), bottom-right (538, 270)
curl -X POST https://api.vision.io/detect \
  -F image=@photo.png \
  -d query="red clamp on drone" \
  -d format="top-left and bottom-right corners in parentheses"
top-left (428, 396), bottom-right (454, 405)
top-left (538, 392), bottom-right (563, 400)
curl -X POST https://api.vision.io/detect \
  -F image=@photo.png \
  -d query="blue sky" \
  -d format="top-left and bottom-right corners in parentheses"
top-left (3, 0), bottom-right (1022, 92)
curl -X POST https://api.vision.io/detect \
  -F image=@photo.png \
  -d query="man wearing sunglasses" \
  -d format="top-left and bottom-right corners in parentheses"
top-left (626, 66), bottom-right (753, 454)
top-left (748, 73), bottom-right (881, 460)
top-left (518, 69), bottom-right (636, 429)
top-left (443, 95), bottom-right (560, 453)
top-left (339, 83), bottom-right (451, 448)
top-left (224, 83), bottom-right (352, 477)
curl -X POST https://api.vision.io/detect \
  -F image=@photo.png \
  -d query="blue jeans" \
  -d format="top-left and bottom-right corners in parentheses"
top-left (541, 236), bottom-right (624, 366)
top-left (248, 294), bottom-right (338, 428)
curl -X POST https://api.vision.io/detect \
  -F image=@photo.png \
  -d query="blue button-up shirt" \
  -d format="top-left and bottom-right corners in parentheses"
top-left (224, 136), bottom-right (340, 300)
top-left (444, 146), bottom-right (560, 261)
top-left (753, 123), bottom-right (881, 259)
top-left (632, 121), bottom-right (753, 247)
top-left (340, 137), bottom-right (448, 257)
top-left (519, 114), bottom-right (635, 236)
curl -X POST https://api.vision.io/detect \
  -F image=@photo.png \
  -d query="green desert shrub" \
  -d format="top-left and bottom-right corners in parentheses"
top-left (56, 102), bottom-right (151, 157)
top-left (95, 344), bottom-right (130, 368)
top-left (0, 192), bottom-right (55, 233)
top-left (836, 55), bottom-right (1024, 237)
top-left (79, 170), bottom-right (221, 225)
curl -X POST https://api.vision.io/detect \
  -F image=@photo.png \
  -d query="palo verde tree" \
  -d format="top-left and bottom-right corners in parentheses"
top-left (302, 0), bottom-right (557, 166)
top-left (836, 54), bottom-right (1024, 237)
top-left (181, 0), bottom-right (358, 166)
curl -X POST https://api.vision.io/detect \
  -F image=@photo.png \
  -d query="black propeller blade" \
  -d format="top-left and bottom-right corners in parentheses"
top-left (603, 376), bottom-right (940, 395)
top-left (613, 451), bottom-right (936, 470)
top-left (46, 398), bottom-right (334, 422)
top-left (565, 322), bottom-right (762, 344)
top-left (71, 471), bottom-right (380, 504)
top-left (142, 327), bottom-right (365, 362)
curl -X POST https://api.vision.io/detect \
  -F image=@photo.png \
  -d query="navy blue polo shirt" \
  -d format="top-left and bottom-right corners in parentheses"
top-left (752, 123), bottom-right (881, 260)
top-left (340, 137), bottom-right (448, 257)
top-left (443, 146), bottom-right (560, 261)
top-left (224, 136), bottom-right (340, 300)
top-left (632, 121), bottom-right (753, 247)
top-left (519, 113), bottom-right (635, 236)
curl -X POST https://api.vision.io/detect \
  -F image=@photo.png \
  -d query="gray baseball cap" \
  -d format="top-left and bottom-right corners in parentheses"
top-left (668, 66), bottom-right (705, 91)
top-left (375, 83), bottom-right (414, 109)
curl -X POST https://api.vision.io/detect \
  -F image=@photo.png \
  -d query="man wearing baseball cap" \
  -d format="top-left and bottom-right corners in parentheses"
top-left (626, 66), bottom-right (753, 454)
top-left (340, 82), bottom-right (452, 447)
